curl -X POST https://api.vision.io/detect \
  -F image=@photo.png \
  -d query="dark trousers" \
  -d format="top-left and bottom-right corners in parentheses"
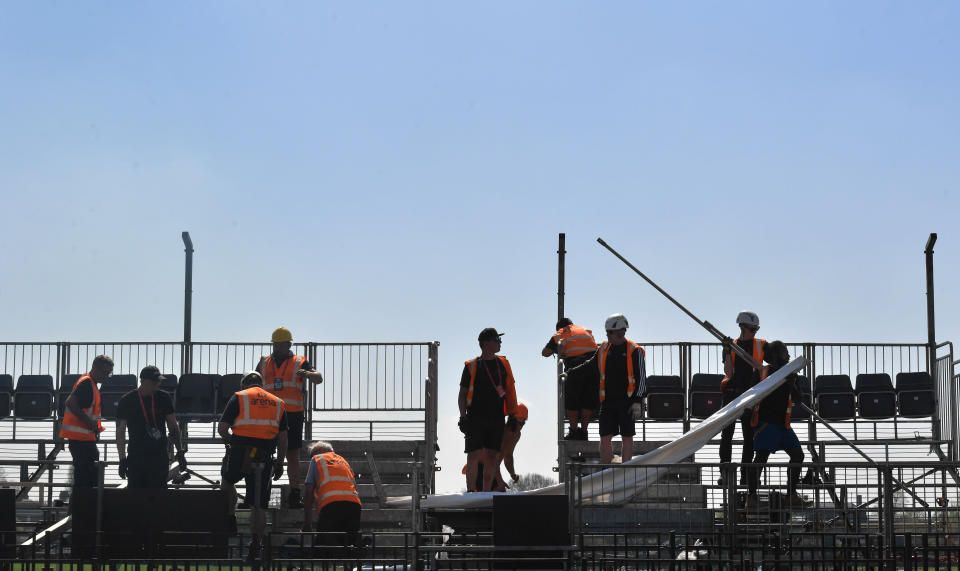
top-left (128, 453), bottom-right (169, 489)
top-left (314, 501), bottom-right (362, 547)
top-left (748, 448), bottom-right (804, 495)
top-left (718, 390), bottom-right (753, 480)
top-left (68, 441), bottom-right (100, 488)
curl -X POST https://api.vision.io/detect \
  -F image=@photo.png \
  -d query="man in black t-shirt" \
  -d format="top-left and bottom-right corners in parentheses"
top-left (458, 328), bottom-right (519, 492)
top-left (746, 341), bottom-right (812, 508)
top-left (115, 366), bottom-right (185, 489)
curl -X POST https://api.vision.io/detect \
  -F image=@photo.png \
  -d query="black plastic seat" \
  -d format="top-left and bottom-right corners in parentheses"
top-left (896, 372), bottom-right (936, 418)
top-left (14, 375), bottom-right (54, 419)
top-left (644, 375), bottom-right (684, 420)
top-left (57, 374), bottom-right (83, 419)
top-left (790, 376), bottom-right (813, 421)
top-left (856, 373), bottom-right (896, 419)
top-left (100, 375), bottom-right (138, 420)
top-left (176, 374), bottom-right (220, 421)
top-left (217, 374), bottom-right (243, 414)
top-left (689, 373), bottom-right (724, 419)
top-left (0, 374), bottom-right (12, 419)
top-left (159, 374), bottom-right (178, 402)
top-left (814, 374), bottom-right (855, 421)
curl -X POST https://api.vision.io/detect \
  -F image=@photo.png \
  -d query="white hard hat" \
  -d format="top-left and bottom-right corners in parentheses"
top-left (736, 311), bottom-right (760, 327)
top-left (605, 313), bottom-right (629, 331)
top-left (240, 371), bottom-right (263, 387)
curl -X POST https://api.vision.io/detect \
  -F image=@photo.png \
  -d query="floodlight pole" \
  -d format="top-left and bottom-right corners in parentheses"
top-left (182, 232), bottom-right (194, 344)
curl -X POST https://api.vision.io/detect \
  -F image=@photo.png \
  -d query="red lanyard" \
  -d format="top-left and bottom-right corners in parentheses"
top-left (481, 359), bottom-right (502, 389)
top-left (138, 390), bottom-right (157, 427)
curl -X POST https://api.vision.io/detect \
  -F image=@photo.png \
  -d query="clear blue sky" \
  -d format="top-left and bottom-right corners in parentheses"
top-left (2, 2), bottom-right (958, 493)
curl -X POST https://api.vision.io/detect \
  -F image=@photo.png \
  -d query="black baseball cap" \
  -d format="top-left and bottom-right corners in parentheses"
top-left (478, 328), bottom-right (504, 342)
top-left (139, 365), bottom-right (167, 382)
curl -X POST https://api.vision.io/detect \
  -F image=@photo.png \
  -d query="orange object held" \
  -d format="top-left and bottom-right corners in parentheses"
top-left (59, 375), bottom-right (103, 441)
top-left (464, 356), bottom-right (519, 415)
top-left (232, 386), bottom-right (286, 439)
top-left (553, 325), bottom-right (598, 360)
top-left (260, 354), bottom-right (307, 412)
top-left (598, 340), bottom-right (645, 403)
top-left (513, 402), bottom-right (529, 421)
top-left (312, 452), bottom-right (361, 512)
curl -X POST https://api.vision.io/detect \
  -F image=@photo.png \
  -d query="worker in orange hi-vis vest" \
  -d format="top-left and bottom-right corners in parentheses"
top-left (218, 371), bottom-right (288, 562)
top-left (60, 354), bottom-right (114, 496)
top-left (257, 326), bottom-right (323, 509)
top-left (718, 310), bottom-right (765, 487)
top-left (565, 314), bottom-right (647, 465)
top-left (745, 341), bottom-right (812, 509)
top-left (302, 440), bottom-right (362, 548)
top-left (543, 317), bottom-right (599, 441)
top-left (458, 327), bottom-right (519, 492)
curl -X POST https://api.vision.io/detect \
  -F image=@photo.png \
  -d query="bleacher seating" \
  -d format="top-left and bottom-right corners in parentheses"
top-left (689, 373), bottom-right (724, 419)
top-left (791, 375), bottom-right (812, 421)
top-left (14, 375), bottom-right (54, 419)
top-left (896, 372), bottom-right (936, 418)
top-left (100, 375), bottom-right (138, 420)
top-left (57, 374), bottom-right (82, 419)
top-left (0, 374), bottom-right (12, 419)
top-left (856, 373), bottom-right (896, 419)
top-left (217, 374), bottom-right (243, 414)
top-left (176, 374), bottom-right (220, 420)
top-left (814, 374), bottom-right (856, 421)
top-left (645, 375), bottom-right (684, 420)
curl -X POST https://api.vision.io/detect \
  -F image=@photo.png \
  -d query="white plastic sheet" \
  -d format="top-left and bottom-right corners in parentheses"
top-left (388, 356), bottom-right (806, 509)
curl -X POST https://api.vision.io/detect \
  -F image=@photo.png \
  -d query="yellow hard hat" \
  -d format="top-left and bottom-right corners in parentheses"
top-left (271, 327), bottom-right (293, 343)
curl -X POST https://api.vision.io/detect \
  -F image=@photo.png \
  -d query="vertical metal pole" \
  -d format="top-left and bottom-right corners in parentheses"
top-left (426, 342), bottom-right (439, 493)
top-left (556, 234), bottom-right (566, 482)
top-left (182, 232), bottom-right (194, 376)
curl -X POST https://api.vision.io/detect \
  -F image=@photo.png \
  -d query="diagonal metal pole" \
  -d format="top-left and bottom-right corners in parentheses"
top-left (597, 237), bottom-right (760, 369)
top-left (597, 236), bottom-right (929, 507)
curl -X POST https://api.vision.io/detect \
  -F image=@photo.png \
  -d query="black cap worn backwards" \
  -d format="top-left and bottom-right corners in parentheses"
top-left (139, 365), bottom-right (167, 382)
top-left (478, 328), bottom-right (504, 342)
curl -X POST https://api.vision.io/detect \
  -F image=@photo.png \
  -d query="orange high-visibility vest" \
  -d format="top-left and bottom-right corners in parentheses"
top-left (722, 338), bottom-right (766, 390)
top-left (598, 340), bottom-right (645, 403)
top-left (260, 354), bottom-right (307, 412)
top-left (464, 356), bottom-right (519, 416)
top-left (232, 386), bottom-right (285, 440)
top-left (751, 366), bottom-right (792, 429)
top-left (59, 375), bottom-right (103, 441)
top-left (553, 325), bottom-right (598, 359)
top-left (312, 452), bottom-right (361, 512)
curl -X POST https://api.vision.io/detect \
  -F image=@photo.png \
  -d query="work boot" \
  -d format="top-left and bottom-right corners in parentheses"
top-left (564, 430), bottom-right (577, 440)
top-left (576, 428), bottom-right (589, 441)
top-left (788, 492), bottom-right (813, 508)
top-left (288, 488), bottom-right (304, 509)
top-left (744, 494), bottom-right (759, 509)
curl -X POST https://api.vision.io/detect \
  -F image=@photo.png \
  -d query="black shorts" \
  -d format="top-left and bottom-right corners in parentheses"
top-left (221, 445), bottom-right (274, 509)
top-left (287, 411), bottom-right (304, 450)
top-left (598, 400), bottom-right (636, 438)
top-left (463, 416), bottom-right (505, 453)
top-left (564, 357), bottom-right (600, 411)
